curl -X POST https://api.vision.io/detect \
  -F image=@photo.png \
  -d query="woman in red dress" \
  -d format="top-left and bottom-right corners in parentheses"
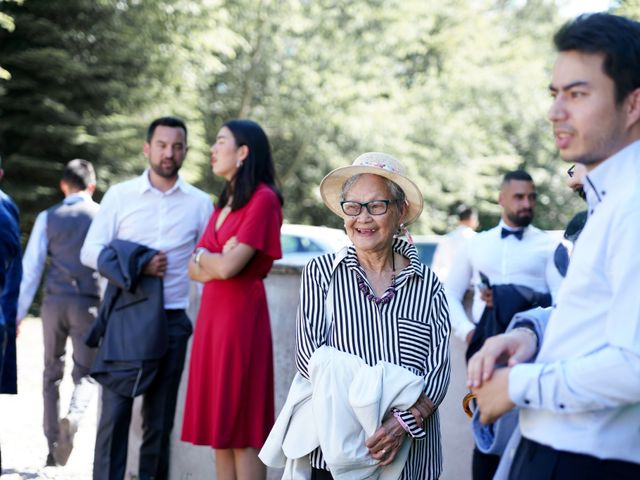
top-left (182, 119), bottom-right (283, 479)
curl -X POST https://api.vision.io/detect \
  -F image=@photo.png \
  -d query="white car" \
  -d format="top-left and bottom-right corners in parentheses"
top-left (277, 224), bottom-right (350, 267)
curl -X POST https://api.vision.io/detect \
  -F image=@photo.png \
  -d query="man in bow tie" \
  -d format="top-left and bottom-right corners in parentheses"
top-left (444, 169), bottom-right (556, 480)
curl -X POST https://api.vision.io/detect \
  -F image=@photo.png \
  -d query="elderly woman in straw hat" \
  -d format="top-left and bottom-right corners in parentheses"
top-left (293, 152), bottom-right (451, 479)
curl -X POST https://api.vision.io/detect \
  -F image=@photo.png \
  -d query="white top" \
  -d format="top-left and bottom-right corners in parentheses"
top-left (510, 140), bottom-right (640, 463)
top-left (430, 224), bottom-right (476, 283)
top-left (80, 171), bottom-right (212, 309)
top-left (17, 193), bottom-right (97, 321)
top-left (444, 221), bottom-right (555, 341)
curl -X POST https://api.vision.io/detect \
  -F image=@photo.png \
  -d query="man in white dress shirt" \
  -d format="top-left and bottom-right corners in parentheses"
top-left (469, 13), bottom-right (640, 480)
top-left (17, 159), bottom-right (100, 467)
top-left (81, 117), bottom-right (212, 480)
top-left (431, 204), bottom-right (478, 283)
top-left (444, 170), bottom-right (556, 480)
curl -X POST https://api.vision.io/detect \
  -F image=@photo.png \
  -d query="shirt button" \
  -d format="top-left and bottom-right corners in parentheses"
top-left (524, 399), bottom-right (530, 405)
top-left (559, 403), bottom-right (565, 409)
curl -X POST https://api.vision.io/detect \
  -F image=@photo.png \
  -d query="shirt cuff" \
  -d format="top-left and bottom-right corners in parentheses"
top-left (508, 363), bottom-right (545, 408)
top-left (394, 409), bottom-right (427, 439)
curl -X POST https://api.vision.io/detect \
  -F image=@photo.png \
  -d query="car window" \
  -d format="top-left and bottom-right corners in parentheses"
top-left (281, 234), bottom-right (324, 254)
top-left (414, 242), bottom-right (437, 266)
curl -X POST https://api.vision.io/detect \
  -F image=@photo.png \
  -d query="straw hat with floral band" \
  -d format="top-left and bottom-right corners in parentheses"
top-left (319, 152), bottom-right (424, 229)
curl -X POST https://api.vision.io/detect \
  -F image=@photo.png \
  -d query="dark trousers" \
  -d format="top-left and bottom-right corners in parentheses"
top-left (93, 313), bottom-right (190, 480)
top-left (510, 437), bottom-right (640, 480)
top-left (472, 446), bottom-right (501, 480)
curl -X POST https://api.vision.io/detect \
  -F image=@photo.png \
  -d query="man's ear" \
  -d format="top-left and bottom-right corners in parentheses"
top-left (625, 87), bottom-right (640, 129)
top-left (60, 180), bottom-right (70, 196)
top-left (497, 190), bottom-right (505, 208)
top-left (143, 142), bottom-right (150, 159)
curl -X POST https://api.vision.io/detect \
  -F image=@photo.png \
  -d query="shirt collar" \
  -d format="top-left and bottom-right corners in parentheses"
top-left (341, 238), bottom-right (424, 280)
top-left (582, 140), bottom-right (640, 213)
top-left (138, 168), bottom-right (185, 195)
top-left (63, 191), bottom-right (92, 205)
top-left (498, 219), bottom-right (527, 233)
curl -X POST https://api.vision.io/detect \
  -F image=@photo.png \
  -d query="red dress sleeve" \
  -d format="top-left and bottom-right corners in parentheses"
top-left (236, 185), bottom-right (282, 259)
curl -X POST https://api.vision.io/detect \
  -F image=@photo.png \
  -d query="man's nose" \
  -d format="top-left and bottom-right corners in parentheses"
top-left (548, 96), bottom-right (567, 123)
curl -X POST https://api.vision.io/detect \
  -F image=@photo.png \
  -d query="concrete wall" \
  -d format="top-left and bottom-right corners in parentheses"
top-left (125, 263), bottom-right (473, 480)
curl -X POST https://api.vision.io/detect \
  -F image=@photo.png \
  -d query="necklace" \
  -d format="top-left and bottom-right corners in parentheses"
top-left (358, 252), bottom-right (397, 305)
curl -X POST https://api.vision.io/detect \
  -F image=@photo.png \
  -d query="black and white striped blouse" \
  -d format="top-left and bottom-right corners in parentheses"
top-left (296, 238), bottom-right (451, 479)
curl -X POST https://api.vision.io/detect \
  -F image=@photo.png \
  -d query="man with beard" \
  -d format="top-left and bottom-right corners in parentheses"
top-left (444, 169), bottom-right (556, 480)
top-left (81, 116), bottom-right (212, 480)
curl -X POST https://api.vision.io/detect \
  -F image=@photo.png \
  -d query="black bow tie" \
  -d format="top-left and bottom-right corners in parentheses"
top-left (501, 228), bottom-right (524, 240)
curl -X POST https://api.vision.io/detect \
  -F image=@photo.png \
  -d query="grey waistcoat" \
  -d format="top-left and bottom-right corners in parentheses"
top-left (45, 197), bottom-right (100, 297)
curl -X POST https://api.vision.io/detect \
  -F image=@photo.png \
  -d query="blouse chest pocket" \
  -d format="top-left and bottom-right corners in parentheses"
top-left (397, 317), bottom-right (431, 373)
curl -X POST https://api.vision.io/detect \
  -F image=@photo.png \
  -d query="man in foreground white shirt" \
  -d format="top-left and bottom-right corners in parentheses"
top-left (468, 13), bottom-right (640, 480)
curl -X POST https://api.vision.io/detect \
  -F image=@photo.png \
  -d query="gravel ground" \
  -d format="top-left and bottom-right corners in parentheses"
top-left (1, 317), bottom-right (97, 480)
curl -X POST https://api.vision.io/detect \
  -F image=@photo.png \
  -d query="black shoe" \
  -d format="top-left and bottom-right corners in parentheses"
top-left (46, 452), bottom-right (57, 467)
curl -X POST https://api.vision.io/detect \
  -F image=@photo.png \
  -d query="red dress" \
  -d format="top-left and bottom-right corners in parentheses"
top-left (181, 184), bottom-right (282, 448)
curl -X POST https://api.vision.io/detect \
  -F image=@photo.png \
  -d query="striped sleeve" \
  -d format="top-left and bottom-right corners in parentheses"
top-left (422, 279), bottom-right (452, 407)
top-left (295, 255), bottom-right (332, 379)
top-left (392, 274), bottom-right (451, 440)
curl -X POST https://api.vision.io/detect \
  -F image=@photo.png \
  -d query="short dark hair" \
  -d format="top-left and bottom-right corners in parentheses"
top-left (502, 169), bottom-right (533, 186)
top-left (62, 159), bottom-right (96, 190)
top-left (554, 13), bottom-right (640, 104)
top-left (146, 116), bottom-right (188, 143)
top-left (456, 204), bottom-right (476, 222)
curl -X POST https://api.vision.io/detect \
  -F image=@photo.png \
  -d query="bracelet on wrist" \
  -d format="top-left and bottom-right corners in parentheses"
top-left (392, 409), bottom-right (412, 434)
top-left (193, 247), bottom-right (206, 266)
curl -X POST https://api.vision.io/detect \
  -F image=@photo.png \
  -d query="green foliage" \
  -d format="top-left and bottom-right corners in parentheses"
top-left (0, 0), bottom-right (596, 236)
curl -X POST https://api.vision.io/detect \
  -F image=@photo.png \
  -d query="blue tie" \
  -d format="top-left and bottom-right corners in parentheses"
top-left (501, 228), bottom-right (523, 240)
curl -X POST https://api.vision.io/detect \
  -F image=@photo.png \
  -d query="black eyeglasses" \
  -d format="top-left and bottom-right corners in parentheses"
top-left (567, 164), bottom-right (575, 178)
top-left (340, 199), bottom-right (395, 216)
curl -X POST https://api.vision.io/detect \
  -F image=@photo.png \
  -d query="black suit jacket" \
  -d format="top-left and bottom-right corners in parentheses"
top-left (466, 284), bottom-right (552, 361)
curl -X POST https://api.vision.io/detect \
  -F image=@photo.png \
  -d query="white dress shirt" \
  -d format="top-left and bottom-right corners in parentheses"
top-left (17, 193), bottom-right (97, 321)
top-left (509, 140), bottom-right (640, 463)
top-left (445, 221), bottom-right (556, 341)
top-left (431, 224), bottom-right (476, 283)
top-left (80, 171), bottom-right (212, 309)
